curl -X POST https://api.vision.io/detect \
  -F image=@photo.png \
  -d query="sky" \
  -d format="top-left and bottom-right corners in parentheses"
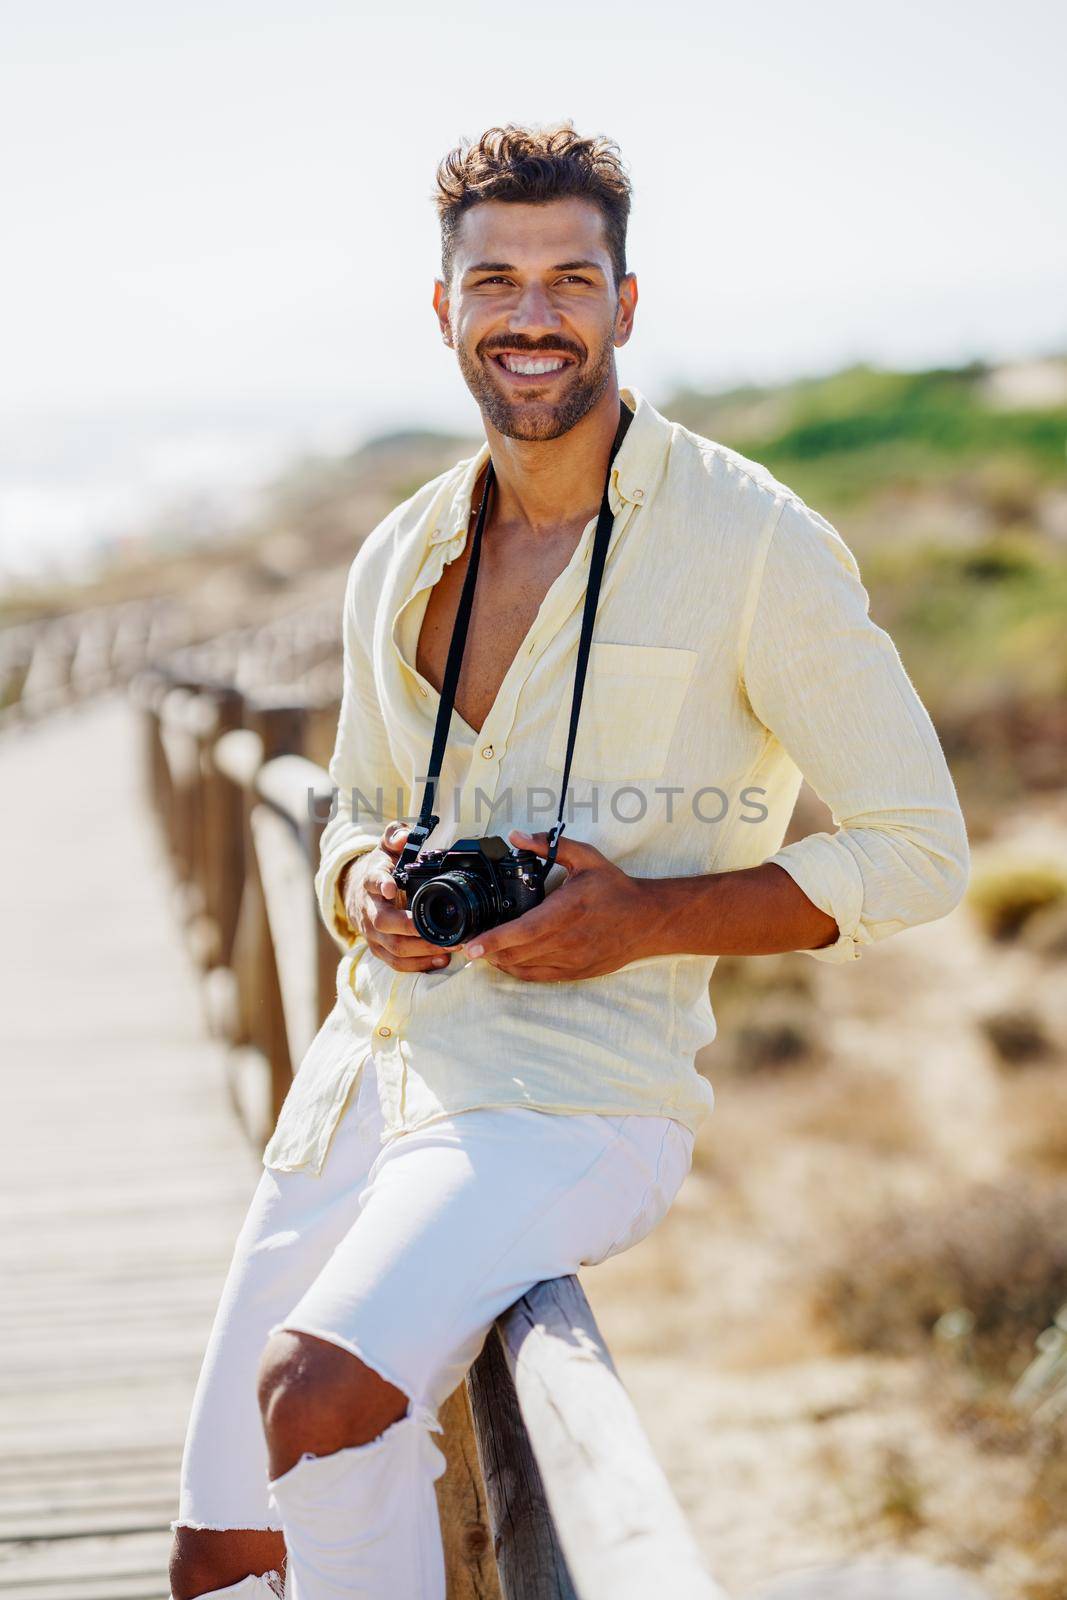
top-left (2, 0), bottom-right (1065, 577)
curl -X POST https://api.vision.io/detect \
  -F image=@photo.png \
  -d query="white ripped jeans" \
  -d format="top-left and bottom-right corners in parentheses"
top-left (171, 1053), bottom-right (694, 1599)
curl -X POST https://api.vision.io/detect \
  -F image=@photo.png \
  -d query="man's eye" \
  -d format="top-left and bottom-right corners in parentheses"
top-left (559, 275), bottom-right (591, 285)
top-left (475, 276), bottom-right (511, 286)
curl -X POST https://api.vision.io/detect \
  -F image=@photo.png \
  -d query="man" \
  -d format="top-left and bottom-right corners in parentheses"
top-left (169, 124), bottom-right (970, 1599)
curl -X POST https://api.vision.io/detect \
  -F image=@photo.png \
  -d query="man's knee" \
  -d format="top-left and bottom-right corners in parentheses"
top-left (257, 1328), bottom-right (410, 1471)
top-left (169, 1525), bottom-right (285, 1599)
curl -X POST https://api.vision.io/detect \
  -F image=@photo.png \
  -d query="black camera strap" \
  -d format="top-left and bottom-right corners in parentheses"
top-left (399, 399), bottom-right (634, 876)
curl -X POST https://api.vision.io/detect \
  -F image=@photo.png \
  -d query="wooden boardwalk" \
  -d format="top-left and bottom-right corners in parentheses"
top-left (0, 693), bottom-right (261, 1600)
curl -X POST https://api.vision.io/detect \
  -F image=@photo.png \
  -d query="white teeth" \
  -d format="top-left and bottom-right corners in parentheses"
top-left (501, 355), bottom-right (567, 375)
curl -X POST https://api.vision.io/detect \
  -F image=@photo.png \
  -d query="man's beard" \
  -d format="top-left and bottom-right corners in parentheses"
top-left (455, 330), bottom-right (616, 441)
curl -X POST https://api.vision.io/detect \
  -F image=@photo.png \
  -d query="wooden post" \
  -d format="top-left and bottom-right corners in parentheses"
top-left (201, 684), bottom-right (245, 967)
top-left (304, 767), bottom-right (345, 1029)
top-left (241, 698), bottom-right (308, 1133)
top-left (434, 1383), bottom-right (504, 1600)
top-left (213, 727), bottom-right (264, 1061)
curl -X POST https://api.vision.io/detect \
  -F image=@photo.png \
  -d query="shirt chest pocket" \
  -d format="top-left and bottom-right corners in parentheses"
top-left (544, 641), bottom-right (699, 782)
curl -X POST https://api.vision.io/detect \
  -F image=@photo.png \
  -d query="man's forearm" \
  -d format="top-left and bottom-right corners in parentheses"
top-left (634, 862), bottom-right (839, 959)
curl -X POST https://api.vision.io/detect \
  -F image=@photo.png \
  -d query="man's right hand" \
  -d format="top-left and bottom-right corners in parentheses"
top-left (340, 823), bottom-right (452, 972)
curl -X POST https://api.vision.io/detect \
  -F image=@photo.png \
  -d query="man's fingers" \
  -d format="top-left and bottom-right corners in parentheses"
top-left (492, 962), bottom-right (573, 983)
top-left (379, 822), bottom-right (410, 858)
top-left (374, 929), bottom-right (447, 960)
top-left (509, 827), bottom-right (605, 874)
top-left (507, 827), bottom-right (552, 854)
top-left (464, 897), bottom-right (563, 961)
top-left (365, 898), bottom-right (433, 943)
top-left (370, 947), bottom-right (451, 972)
top-left (373, 869), bottom-right (399, 901)
top-left (365, 895), bottom-right (451, 960)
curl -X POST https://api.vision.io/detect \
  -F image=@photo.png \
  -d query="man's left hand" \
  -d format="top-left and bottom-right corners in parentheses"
top-left (463, 829), bottom-right (654, 981)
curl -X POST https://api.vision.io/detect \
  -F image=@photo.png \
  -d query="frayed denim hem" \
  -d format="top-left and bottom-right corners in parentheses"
top-left (265, 1410), bottom-right (438, 1494)
top-left (170, 1517), bottom-right (286, 1533)
top-left (266, 1319), bottom-right (444, 1436)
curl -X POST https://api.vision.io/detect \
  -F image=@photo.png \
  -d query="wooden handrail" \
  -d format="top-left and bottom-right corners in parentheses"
top-left (2, 597), bottom-right (199, 730)
top-left (476, 1278), bottom-right (727, 1600)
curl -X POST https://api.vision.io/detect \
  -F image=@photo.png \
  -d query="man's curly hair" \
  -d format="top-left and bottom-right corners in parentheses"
top-left (434, 123), bottom-right (631, 288)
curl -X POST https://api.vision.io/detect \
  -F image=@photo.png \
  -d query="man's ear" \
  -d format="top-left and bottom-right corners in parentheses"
top-left (432, 279), bottom-right (453, 348)
top-left (614, 272), bottom-right (638, 348)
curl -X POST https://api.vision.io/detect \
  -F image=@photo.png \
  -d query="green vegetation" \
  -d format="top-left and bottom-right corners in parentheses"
top-left (667, 358), bottom-right (1067, 508)
top-left (870, 532), bottom-right (1067, 716)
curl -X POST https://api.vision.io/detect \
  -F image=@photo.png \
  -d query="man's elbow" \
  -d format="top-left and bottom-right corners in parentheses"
top-left (868, 813), bottom-right (971, 940)
top-left (919, 814), bottom-right (971, 924)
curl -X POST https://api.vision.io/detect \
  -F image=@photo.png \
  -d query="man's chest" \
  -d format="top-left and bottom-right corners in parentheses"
top-left (414, 511), bottom-right (589, 738)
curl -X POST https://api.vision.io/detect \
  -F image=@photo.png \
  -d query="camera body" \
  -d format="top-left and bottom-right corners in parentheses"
top-left (392, 834), bottom-right (546, 949)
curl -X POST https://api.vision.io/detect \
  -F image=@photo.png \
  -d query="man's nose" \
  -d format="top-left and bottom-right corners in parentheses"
top-left (508, 282), bottom-right (562, 336)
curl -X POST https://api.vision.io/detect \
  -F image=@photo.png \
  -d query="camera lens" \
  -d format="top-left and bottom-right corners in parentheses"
top-left (410, 870), bottom-right (496, 947)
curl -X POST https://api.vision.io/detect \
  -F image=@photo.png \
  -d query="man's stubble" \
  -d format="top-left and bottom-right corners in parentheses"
top-left (454, 326), bottom-right (617, 442)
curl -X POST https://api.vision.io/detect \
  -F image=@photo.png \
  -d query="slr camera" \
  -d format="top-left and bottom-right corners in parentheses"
top-left (392, 835), bottom-right (547, 948)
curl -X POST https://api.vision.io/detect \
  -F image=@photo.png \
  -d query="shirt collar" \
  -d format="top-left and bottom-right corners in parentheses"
top-left (427, 386), bottom-right (672, 545)
top-left (611, 387), bottom-right (671, 512)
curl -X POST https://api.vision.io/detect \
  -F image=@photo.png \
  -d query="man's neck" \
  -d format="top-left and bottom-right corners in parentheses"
top-left (480, 379), bottom-right (624, 537)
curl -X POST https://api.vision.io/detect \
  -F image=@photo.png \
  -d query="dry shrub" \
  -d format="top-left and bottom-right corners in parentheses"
top-left (734, 998), bottom-right (820, 1074)
top-left (803, 1175), bottom-right (1067, 1377)
top-left (968, 856), bottom-right (1067, 942)
top-left (711, 951), bottom-right (816, 1002)
top-left (980, 1006), bottom-right (1055, 1067)
top-left (710, 954), bottom-right (823, 1077)
top-left (938, 1354), bottom-right (1067, 1597)
top-left (1021, 898), bottom-right (1067, 959)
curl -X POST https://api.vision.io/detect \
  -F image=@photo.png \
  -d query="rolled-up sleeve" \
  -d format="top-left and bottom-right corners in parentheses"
top-left (315, 541), bottom-right (409, 953)
top-left (740, 494), bottom-right (970, 963)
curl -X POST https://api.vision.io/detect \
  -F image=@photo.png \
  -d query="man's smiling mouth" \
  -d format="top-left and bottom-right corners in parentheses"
top-left (491, 352), bottom-right (577, 377)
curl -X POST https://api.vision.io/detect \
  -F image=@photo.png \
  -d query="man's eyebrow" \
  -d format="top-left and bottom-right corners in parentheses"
top-left (463, 259), bottom-right (605, 274)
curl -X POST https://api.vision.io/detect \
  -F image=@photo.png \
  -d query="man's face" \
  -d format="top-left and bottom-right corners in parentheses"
top-left (433, 197), bottom-right (637, 441)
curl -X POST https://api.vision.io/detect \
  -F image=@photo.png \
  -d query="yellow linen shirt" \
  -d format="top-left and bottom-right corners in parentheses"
top-left (261, 387), bottom-right (970, 1176)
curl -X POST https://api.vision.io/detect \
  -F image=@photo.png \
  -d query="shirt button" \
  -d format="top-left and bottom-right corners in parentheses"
top-left (633, 488), bottom-right (645, 501)
top-left (377, 1025), bottom-right (392, 1038)
top-left (418, 684), bottom-right (428, 697)
top-left (481, 744), bottom-right (494, 759)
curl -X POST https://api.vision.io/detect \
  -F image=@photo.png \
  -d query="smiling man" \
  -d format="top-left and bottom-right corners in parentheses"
top-left (169, 125), bottom-right (970, 1600)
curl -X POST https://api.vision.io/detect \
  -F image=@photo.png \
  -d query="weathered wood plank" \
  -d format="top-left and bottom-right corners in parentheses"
top-left (0, 697), bottom-right (264, 1600)
top-left (467, 1316), bottom-right (577, 1600)
top-left (493, 1276), bottom-right (728, 1600)
top-left (251, 802), bottom-right (321, 1068)
top-left (435, 1382), bottom-right (504, 1600)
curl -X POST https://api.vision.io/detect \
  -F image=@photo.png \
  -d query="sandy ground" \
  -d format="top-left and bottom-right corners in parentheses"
top-left (582, 809), bottom-right (1067, 1600)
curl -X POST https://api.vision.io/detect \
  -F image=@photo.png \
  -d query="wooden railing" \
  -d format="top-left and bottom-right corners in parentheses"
top-left (130, 640), bottom-right (995, 1600)
top-left (0, 597), bottom-right (200, 731)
